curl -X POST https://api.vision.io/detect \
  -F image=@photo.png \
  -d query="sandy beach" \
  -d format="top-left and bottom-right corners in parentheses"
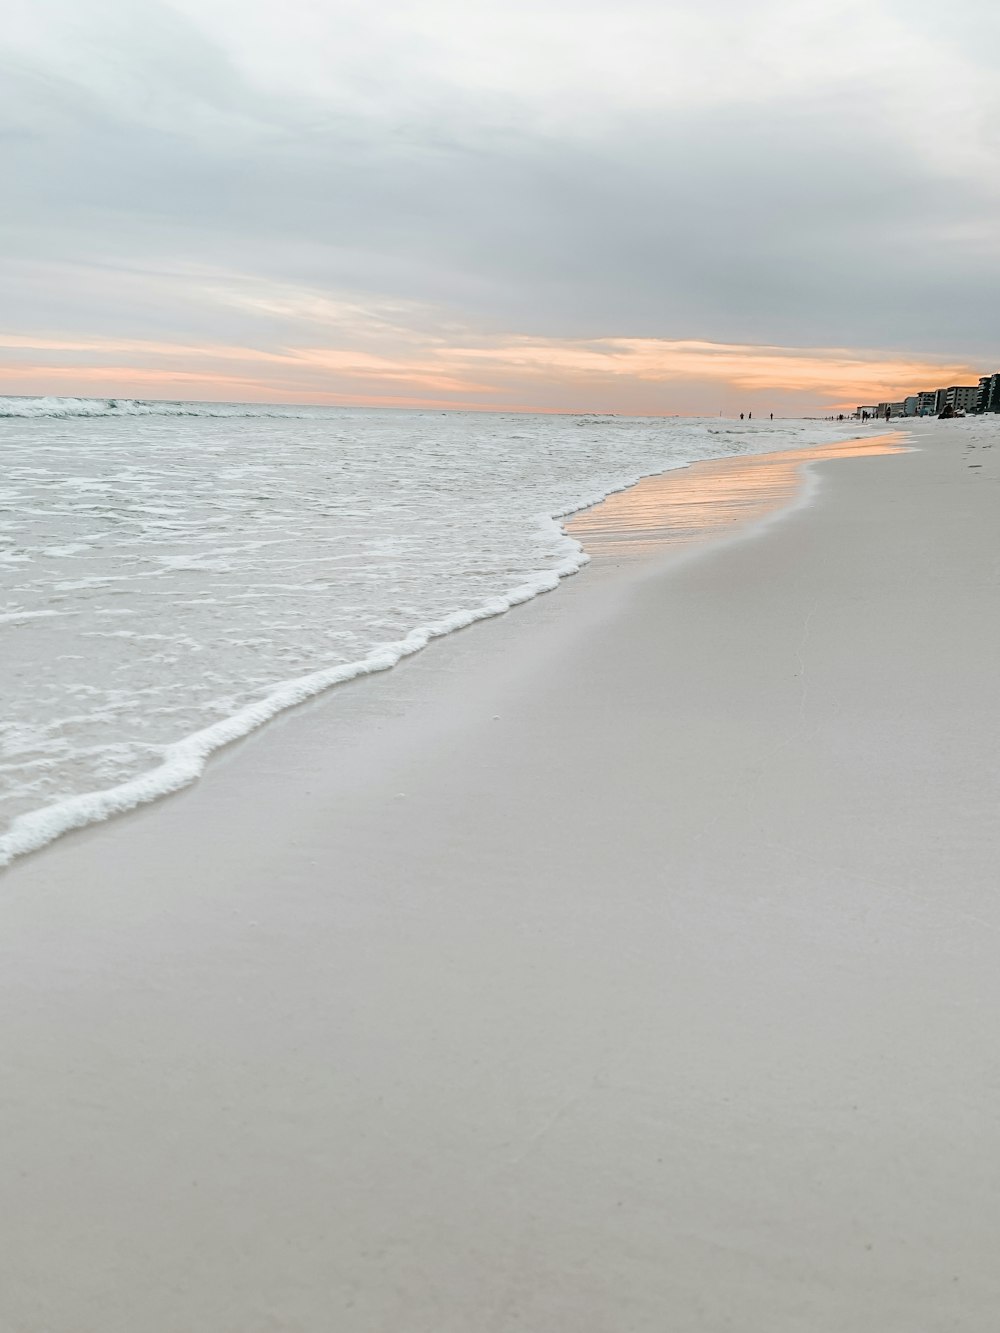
top-left (2, 419), bottom-right (998, 1331)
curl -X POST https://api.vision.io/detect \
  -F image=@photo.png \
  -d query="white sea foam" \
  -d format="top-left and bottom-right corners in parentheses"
top-left (0, 609), bottom-right (63, 625)
top-left (0, 395), bottom-right (314, 419)
top-left (0, 399), bottom-right (863, 868)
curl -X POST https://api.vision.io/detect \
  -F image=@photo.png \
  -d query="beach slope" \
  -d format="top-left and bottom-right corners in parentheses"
top-left (1, 421), bottom-right (998, 1331)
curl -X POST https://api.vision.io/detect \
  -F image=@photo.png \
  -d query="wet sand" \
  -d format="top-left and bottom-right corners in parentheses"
top-left (2, 420), bottom-right (998, 1331)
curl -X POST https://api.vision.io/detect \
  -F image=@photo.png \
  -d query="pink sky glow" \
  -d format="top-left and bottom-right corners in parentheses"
top-left (0, 332), bottom-right (982, 415)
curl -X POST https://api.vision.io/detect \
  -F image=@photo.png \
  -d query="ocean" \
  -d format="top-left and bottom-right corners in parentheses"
top-left (1, 396), bottom-right (855, 865)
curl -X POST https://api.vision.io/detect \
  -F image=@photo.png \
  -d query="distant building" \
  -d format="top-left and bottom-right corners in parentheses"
top-left (976, 373), bottom-right (1000, 413)
top-left (860, 374), bottom-right (997, 420)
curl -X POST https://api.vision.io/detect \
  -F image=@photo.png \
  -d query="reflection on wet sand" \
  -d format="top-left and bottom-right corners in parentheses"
top-left (566, 433), bottom-right (908, 559)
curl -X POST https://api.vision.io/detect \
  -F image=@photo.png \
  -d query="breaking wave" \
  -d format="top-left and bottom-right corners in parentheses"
top-left (0, 405), bottom-right (862, 868)
top-left (0, 395), bottom-right (313, 419)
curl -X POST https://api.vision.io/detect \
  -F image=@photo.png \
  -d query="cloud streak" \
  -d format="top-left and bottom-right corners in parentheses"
top-left (0, 323), bottom-right (979, 415)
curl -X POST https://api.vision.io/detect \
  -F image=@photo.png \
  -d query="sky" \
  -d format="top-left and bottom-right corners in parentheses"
top-left (3, 0), bottom-right (999, 414)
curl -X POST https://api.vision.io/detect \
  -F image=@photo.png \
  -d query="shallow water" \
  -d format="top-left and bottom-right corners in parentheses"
top-left (0, 398), bottom-right (858, 862)
top-left (567, 433), bottom-right (909, 557)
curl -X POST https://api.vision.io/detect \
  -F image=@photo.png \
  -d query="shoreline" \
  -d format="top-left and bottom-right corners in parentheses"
top-left (3, 419), bottom-right (999, 1330)
top-left (0, 423), bottom-right (868, 872)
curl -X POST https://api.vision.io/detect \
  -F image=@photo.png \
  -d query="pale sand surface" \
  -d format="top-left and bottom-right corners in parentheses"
top-left (2, 421), bottom-right (999, 1331)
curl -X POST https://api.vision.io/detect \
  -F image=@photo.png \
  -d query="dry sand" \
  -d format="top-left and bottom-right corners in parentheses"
top-left (2, 420), bottom-right (998, 1332)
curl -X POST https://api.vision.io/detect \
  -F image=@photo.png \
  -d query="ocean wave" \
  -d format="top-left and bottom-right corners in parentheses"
top-left (0, 516), bottom-right (592, 868)
top-left (0, 395), bottom-right (310, 419)
top-left (0, 452), bottom-right (704, 868)
top-left (0, 410), bottom-right (864, 870)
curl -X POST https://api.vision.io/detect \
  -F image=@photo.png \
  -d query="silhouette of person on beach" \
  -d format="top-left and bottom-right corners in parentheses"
top-left (748, 412), bottom-right (752, 420)
top-left (740, 413), bottom-right (744, 420)
top-left (770, 412), bottom-right (773, 420)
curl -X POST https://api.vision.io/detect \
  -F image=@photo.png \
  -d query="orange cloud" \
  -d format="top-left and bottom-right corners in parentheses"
top-left (0, 330), bottom-right (984, 413)
top-left (446, 338), bottom-right (981, 401)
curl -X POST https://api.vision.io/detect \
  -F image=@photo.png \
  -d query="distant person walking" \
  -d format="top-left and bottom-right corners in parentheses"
top-left (740, 413), bottom-right (744, 420)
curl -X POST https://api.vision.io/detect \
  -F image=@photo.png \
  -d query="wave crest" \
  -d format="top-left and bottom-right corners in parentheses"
top-left (0, 395), bottom-right (308, 420)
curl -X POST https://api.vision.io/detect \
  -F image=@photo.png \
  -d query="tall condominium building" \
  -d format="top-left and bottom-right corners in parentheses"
top-left (936, 385), bottom-right (982, 413)
top-left (977, 373), bottom-right (1000, 413)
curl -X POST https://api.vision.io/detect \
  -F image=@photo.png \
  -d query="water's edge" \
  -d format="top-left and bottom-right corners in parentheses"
top-left (0, 431), bottom-right (874, 871)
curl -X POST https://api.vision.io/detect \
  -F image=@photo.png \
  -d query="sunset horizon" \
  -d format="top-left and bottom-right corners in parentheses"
top-left (5, 1), bottom-right (998, 418)
top-left (1, 327), bottom-right (987, 417)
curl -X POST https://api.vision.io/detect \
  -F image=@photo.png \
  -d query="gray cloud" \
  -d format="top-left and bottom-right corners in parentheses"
top-left (3, 0), bottom-right (999, 376)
